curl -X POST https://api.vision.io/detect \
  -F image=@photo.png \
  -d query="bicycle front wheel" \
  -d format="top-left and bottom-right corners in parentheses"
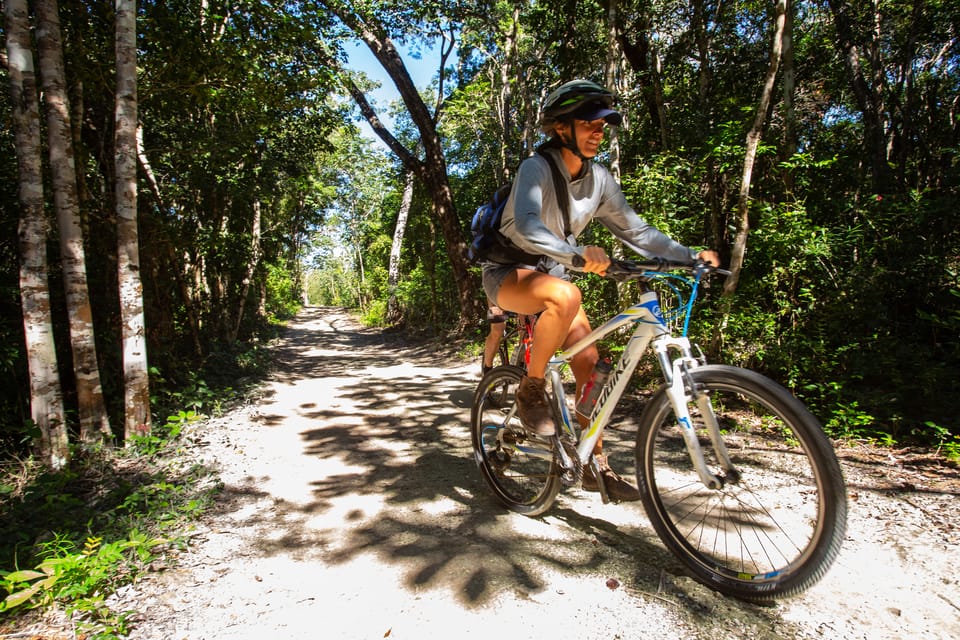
top-left (636, 365), bottom-right (847, 601)
top-left (472, 365), bottom-right (560, 516)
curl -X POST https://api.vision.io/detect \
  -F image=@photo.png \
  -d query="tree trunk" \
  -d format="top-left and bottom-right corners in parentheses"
top-left (231, 198), bottom-right (262, 343)
top-left (827, 0), bottom-right (894, 193)
top-left (613, 3), bottom-right (668, 148)
top-left (780, 1), bottom-right (797, 195)
top-left (35, 0), bottom-right (112, 444)
top-left (690, 0), bottom-right (725, 252)
top-left (115, 0), bottom-right (151, 442)
top-left (496, 6), bottom-right (520, 180)
top-left (484, 5), bottom-right (541, 171)
top-left (137, 124), bottom-right (164, 208)
top-left (603, 0), bottom-right (621, 185)
top-left (329, 6), bottom-right (484, 331)
top-left (723, 0), bottom-right (788, 296)
top-left (170, 244), bottom-right (203, 356)
top-left (5, 0), bottom-right (69, 468)
top-left (691, 0), bottom-right (713, 129)
top-left (386, 170), bottom-right (414, 325)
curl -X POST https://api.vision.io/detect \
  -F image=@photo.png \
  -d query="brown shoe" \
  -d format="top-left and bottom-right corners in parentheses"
top-left (582, 455), bottom-right (641, 502)
top-left (516, 376), bottom-right (555, 436)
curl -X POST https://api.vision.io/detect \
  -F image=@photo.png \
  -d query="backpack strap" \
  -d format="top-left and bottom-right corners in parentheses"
top-left (536, 148), bottom-right (572, 240)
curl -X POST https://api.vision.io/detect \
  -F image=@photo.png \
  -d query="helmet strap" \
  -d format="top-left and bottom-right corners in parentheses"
top-left (558, 118), bottom-right (588, 161)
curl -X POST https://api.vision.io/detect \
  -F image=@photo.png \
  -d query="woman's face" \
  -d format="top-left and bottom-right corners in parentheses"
top-left (560, 119), bottom-right (607, 158)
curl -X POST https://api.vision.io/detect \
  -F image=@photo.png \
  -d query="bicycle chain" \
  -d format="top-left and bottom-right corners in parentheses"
top-left (558, 438), bottom-right (583, 486)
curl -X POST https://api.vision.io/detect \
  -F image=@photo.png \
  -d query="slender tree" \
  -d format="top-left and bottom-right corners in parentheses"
top-left (230, 196), bottom-right (263, 343)
top-left (723, 0), bottom-right (789, 296)
top-left (115, 0), bottom-right (151, 441)
top-left (603, 0), bottom-right (621, 184)
top-left (6, 0), bottom-right (69, 468)
top-left (613, 4), bottom-right (668, 148)
top-left (35, 0), bottom-right (112, 444)
top-left (386, 169), bottom-right (414, 324)
top-left (780, 0), bottom-right (797, 193)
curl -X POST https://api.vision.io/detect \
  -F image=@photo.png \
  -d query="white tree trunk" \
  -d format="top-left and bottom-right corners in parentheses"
top-left (116, 0), bottom-right (151, 441)
top-left (35, 0), bottom-right (112, 444)
top-left (386, 170), bottom-right (414, 324)
top-left (5, 0), bottom-right (69, 468)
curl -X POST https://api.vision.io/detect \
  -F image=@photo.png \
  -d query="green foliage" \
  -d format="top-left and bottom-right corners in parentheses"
top-left (149, 368), bottom-right (226, 423)
top-left (306, 266), bottom-right (358, 307)
top-left (264, 262), bottom-right (302, 322)
top-left (147, 336), bottom-right (271, 433)
top-left (0, 533), bottom-right (160, 616)
top-left (360, 299), bottom-right (389, 327)
top-left (127, 410), bottom-right (202, 457)
top-left (921, 422), bottom-right (960, 462)
top-left (0, 407), bottom-right (216, 636)
top-left (715, 189), bottom-right (960, 444)
top-left (620, 151), bottom-right (709, 245)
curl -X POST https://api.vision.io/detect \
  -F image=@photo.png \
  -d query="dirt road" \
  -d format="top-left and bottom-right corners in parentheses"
top-left (114, 307), bottom-right (960, 640)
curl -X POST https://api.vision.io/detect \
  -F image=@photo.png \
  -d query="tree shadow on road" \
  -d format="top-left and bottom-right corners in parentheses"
top-left (205, 307), bottom-right (814, 637)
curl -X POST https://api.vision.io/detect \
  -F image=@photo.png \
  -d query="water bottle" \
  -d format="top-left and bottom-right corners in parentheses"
top-left (576, 358), bottom-right (612, 419)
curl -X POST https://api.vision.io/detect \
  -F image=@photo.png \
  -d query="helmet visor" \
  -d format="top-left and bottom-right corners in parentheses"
top-left (571, 101), bottom-right (622, 126)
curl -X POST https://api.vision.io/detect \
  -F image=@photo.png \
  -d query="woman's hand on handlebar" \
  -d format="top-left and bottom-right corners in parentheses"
top-left (697, 250), bottom-right (721, 267)
top-left (581, 245), bottom-right (611, 275)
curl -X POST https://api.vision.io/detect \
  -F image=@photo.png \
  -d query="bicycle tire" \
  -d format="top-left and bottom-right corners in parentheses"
top-left (471, 365), bottom-right (560, 516)
top-left (635, 364), bottom-right (847, 601)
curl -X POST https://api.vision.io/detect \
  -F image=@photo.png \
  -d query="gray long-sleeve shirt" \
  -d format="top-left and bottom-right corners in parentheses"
top-left (498, 147), bottom-right (697, 269)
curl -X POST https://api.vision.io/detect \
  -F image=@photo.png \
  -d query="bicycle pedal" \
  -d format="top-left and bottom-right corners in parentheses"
top-left (559, 469), bottom-right (579, 487)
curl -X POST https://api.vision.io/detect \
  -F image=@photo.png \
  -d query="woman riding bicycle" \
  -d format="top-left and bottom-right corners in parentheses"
top-left (481, 79), bottom-right (720, 501)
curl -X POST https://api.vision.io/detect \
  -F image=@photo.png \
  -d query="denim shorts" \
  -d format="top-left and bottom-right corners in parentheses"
top-left (482, 260), bottom-right (567, 306)
top-left (481, 264), bottom-right (519, 306)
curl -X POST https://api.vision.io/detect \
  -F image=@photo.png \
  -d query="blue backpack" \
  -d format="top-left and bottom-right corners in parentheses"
top-left (468, 150), bottom-right (570, 265)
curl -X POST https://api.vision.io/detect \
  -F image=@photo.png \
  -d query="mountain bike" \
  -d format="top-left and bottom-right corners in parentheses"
top-left (470, 259), bottom-right (847, 602)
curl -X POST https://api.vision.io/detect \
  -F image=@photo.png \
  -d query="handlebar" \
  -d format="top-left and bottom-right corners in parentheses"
top-left (570, 256), bottom-right (731, 283)
top-left (565, 257), bottom-right (729, 336)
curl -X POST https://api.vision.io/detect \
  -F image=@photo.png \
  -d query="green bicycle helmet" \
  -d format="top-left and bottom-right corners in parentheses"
top-left (539, 79), bottom-right (622, 159)
top-left (539, 79), bottom-right (622, 129)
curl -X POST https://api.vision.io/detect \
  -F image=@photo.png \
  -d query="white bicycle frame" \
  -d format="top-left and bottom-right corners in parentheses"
top-left (515, 286), bottom-right (733, 490)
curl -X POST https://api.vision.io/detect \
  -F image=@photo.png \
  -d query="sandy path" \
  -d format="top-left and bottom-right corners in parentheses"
top-left (112, 307), bottom-right (960, 640)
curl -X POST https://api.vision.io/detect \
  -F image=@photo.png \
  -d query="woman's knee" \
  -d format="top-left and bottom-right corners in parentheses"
top-left (543, 279), bottom-right (582, 314)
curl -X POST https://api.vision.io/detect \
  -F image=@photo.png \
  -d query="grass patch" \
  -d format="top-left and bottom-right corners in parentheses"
top-left (0, 413), bottom-right (220, 638)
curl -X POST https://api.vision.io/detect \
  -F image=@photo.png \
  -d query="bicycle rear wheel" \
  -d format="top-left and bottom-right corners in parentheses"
top-left (472, 365), bottom-right (560, 516)
top-left (636, 365), bottom-right (847, 601)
